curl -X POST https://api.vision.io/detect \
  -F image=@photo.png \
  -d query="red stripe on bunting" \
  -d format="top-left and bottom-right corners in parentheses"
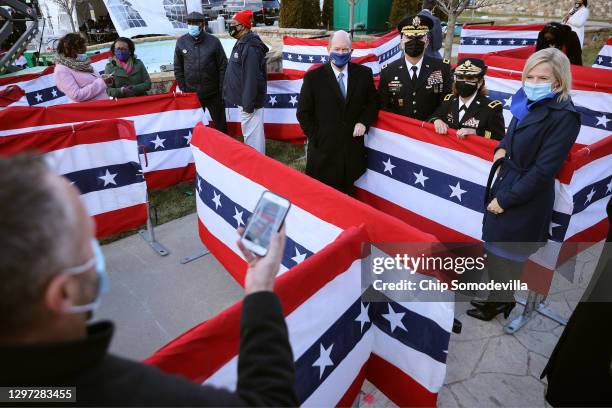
top-left (144, 164), bottom-right (195, 190)
top-left (354, 187), bottom-right (479, 243)
top-left (462, 23), bottom-right (545, 31)
top-left (193, 124), bottom-right (438, 245)
top-left (558, 136), bottom-right (612, 184)
top-left (226, 122), bottom-right (305, 144)
top-left (366, 353), bottom-right (438, 407)
top-left (0, 119), bottom-right (137, 155)
top-left (94, 203), bottom-right (147, 238)
top-left (0, 93), bottom-right (202, 131)
top-left (373, 111), bottom-right (497, 162)
top-left (147, 224), bottom-right (370, 383)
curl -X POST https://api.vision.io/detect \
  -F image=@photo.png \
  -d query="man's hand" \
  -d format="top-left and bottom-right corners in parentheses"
top-left (237, 225), bottom-right (287, 295)
top-left (456, 127), bottom-right (476, 139)
top-left (353, 123), bottom-right (366, 137)
top-left (434, 119), bottom-right (448, 134)
top-left (487, 198), bottom-right (504, 214)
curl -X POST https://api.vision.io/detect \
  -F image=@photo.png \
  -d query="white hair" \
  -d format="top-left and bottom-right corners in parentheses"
top-left (328, 30), bottom-right (352, 48)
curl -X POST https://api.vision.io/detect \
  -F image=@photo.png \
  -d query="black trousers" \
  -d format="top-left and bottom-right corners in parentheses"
top-left (485, 251), bottom-right (523, 302)
top-left (198, 93), bottom-right (228, 135)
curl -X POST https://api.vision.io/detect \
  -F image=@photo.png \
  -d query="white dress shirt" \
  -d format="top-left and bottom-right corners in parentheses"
top-left (458, 93), bottom-right (477, 122)
top-left (331, 64), bottom-right (348, 94)
top-left (405, 55), bottom-right (424, 80)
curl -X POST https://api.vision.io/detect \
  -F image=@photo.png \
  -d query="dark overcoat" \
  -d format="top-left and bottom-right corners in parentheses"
top-left (482, 96), bottom-right (580, 244)
top-left (296, 62), bottom-right (379, 193)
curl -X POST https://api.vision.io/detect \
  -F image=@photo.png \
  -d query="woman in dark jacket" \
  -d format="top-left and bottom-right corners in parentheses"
top-left (104, 37), bottom-right (151, 98)
top-left (468, 48), bottom-right (581, 321)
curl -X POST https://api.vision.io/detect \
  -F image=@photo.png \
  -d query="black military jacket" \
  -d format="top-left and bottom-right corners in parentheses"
top-left (379, 55), bottom-right (452, 120)
top-left (429, 92), bottom-right (505, 140)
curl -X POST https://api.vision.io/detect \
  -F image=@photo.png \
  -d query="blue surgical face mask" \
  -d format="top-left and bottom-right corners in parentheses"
top-left (523, 81), bottom-right (553, 101)
top-left (114, 49), bottom-right (130, 62)
top-left (187, 24), bottom-right (201, 37)
top-left (75, 53), bottom-right (88, 62)
top-left (63, 239), bottom-right (109, 316)
top-left (329, 51), bottom-right (352, 68)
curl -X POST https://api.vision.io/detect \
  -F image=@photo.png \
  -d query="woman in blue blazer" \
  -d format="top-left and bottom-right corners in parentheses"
top-left (468, 48), bottom-right (581, 321)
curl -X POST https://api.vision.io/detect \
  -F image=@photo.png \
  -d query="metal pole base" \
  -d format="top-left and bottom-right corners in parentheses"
top-left (180, 248), bottom-right (210, 264)
top-left (138, 229), bottom-right (170, 257)
top-left (504, 291), bottom-right (568, 334)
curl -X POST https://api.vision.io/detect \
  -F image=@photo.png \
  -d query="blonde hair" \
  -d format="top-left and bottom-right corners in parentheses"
top-left (522, 48), bottom-right (572, 102)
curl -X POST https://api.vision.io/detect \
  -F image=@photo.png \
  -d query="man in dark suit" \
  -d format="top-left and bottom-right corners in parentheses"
top-left (418, 0), bottom-right (442, 59)
top-left (297, 30), bottom-right (379, 195)
top-left (379, 14), bottom-right (452, 120)
top-left (429, 58), bottom-right (506, 140)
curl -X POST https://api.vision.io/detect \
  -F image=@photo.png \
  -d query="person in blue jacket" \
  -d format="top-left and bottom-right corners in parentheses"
top-left (418, 0), bottom-right (442, 59)
top-left (468, 48), bottom-right (581, 321)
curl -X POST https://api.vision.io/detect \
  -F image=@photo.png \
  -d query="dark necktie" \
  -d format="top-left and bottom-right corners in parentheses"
top-left (410, 66), bottom-right (418, 87)
top-left (458, 104), bottom-right (467, 121)
top-left (338, 72), bottom-right (346, 100)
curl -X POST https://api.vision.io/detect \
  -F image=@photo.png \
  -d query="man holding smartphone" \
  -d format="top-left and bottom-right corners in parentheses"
top-left (0, 154), bottom-right (298, 406)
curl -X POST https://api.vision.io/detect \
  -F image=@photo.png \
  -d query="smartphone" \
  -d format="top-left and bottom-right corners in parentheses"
top-left (241, 191), bottom-right (291, 257)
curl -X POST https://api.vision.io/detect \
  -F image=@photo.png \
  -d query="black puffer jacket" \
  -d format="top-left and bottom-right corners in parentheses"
top-left (174, 31), bottom-right (227, 98)
top-left (223, 31), bottom-right (269, 113)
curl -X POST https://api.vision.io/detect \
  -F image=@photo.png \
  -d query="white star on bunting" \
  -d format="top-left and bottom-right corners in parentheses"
top-left (289, 95), bottom-right (298, 106)
top-left (585, 187), bottom-right (596, 205)
top-left (382, 304), bottom-right (406, 333)
top-left (291, 247), bottom-right (307, 264)
top-left (312, 343), bottom-right (334, 379)
top-left (99, 169), bottom-right (118, 187)
top-left (233, 207), bottom-right (245, 227)
top-left (595, 114), bottom-right (610, 128)
top-left (449, 181), bottom-right (467, 202)
top-left (34, 93), bottom-right (43, 102)
top-left (413, 169), bottom-right (428, 187)
top-left (269, 95), bottom-right (277, 106)
top-left (212, 190), bottom-right (222, 210)
top-left (51, 89), bottom-right (58, 97)
top-left (382, 158), bottom-right (396, 175)
top-left (184, 130), bottom-right (192, 145)
top-left (151, 135), bottom-right (166, 149)
top-left (355, 303), bottom-right (370, 333)
top-left (606, 179), bottom-right (612, 194)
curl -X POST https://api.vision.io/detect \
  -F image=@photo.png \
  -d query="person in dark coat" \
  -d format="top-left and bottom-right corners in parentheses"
top-left (379, 14), bottom-right (452, 120)
top-left (174, 12), bottom-right (228, 133)
top-left (223, 9), bottom-right (269, 154)
top-left (430, 58), bottom-right (505, 140)
top-left (536, 22), bottom-right (583, 66)
top-left (0, 154), bottom-right (298, 407)
top-left (468, 48), bottom-right (581, 321)
top-left (105, 37), bottom-right (151, 98)
top-left (297, 30), bottom-right (379, 196)
top-left (418, 0), bottom-right (442, 59)
top-left (541, 197), bottom-right (612, 406)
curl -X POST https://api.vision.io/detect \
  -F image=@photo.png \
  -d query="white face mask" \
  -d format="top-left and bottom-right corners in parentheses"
top-left (63, 239), bottom-right (109, 316)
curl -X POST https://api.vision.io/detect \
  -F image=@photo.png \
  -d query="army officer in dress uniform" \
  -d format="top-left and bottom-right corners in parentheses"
top-left (429, 58), bottom-right (505, 140)
top-left (379, 14), bottom-right (452, 120)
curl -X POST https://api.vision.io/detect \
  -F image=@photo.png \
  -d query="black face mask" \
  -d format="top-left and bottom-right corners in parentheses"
top-left (404, 39), bottom-right (425, 58)
top-left (229, 25), bottom-right (241, 38)
top-left (455, 80), bottom-right (479, 97)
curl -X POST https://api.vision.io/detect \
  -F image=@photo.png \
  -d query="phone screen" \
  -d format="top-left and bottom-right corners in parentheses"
top-left (242, 192), bottom-right (290, 256)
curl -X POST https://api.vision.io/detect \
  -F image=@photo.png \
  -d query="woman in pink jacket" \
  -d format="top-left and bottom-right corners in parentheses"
top-left (53, 33), bottom-right (112, 102)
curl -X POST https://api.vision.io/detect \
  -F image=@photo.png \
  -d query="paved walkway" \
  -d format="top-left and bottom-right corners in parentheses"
top-left (97, 214), bottom-right (603, 407)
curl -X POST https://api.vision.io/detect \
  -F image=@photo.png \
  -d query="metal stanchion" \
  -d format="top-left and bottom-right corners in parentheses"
top-left (504, 290), bottom-right (568, 334)
top-left (137, 145), bottom-right (170, 257)
top-left (180, 247), bottom-right (210, 264)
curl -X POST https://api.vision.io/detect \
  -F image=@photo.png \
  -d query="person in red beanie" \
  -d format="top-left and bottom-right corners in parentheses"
top-left (223, 9), bottom-right (270, 154)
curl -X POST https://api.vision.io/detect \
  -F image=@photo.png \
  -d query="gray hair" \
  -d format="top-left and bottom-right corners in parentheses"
top-left (328, 30), bottom-right (352, 48)
top-left (522, 47), bottom-right (572, 102)
top-left (0, 154), bottom-right (74, 333)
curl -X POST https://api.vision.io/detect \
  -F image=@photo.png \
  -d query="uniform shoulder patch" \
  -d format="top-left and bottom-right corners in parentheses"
top-left (488, 100), bottom-right (502, 108)
top-left (443, 58), bottom-right (450, 64)
top-left (443, 93), bottom-right (453, 101)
